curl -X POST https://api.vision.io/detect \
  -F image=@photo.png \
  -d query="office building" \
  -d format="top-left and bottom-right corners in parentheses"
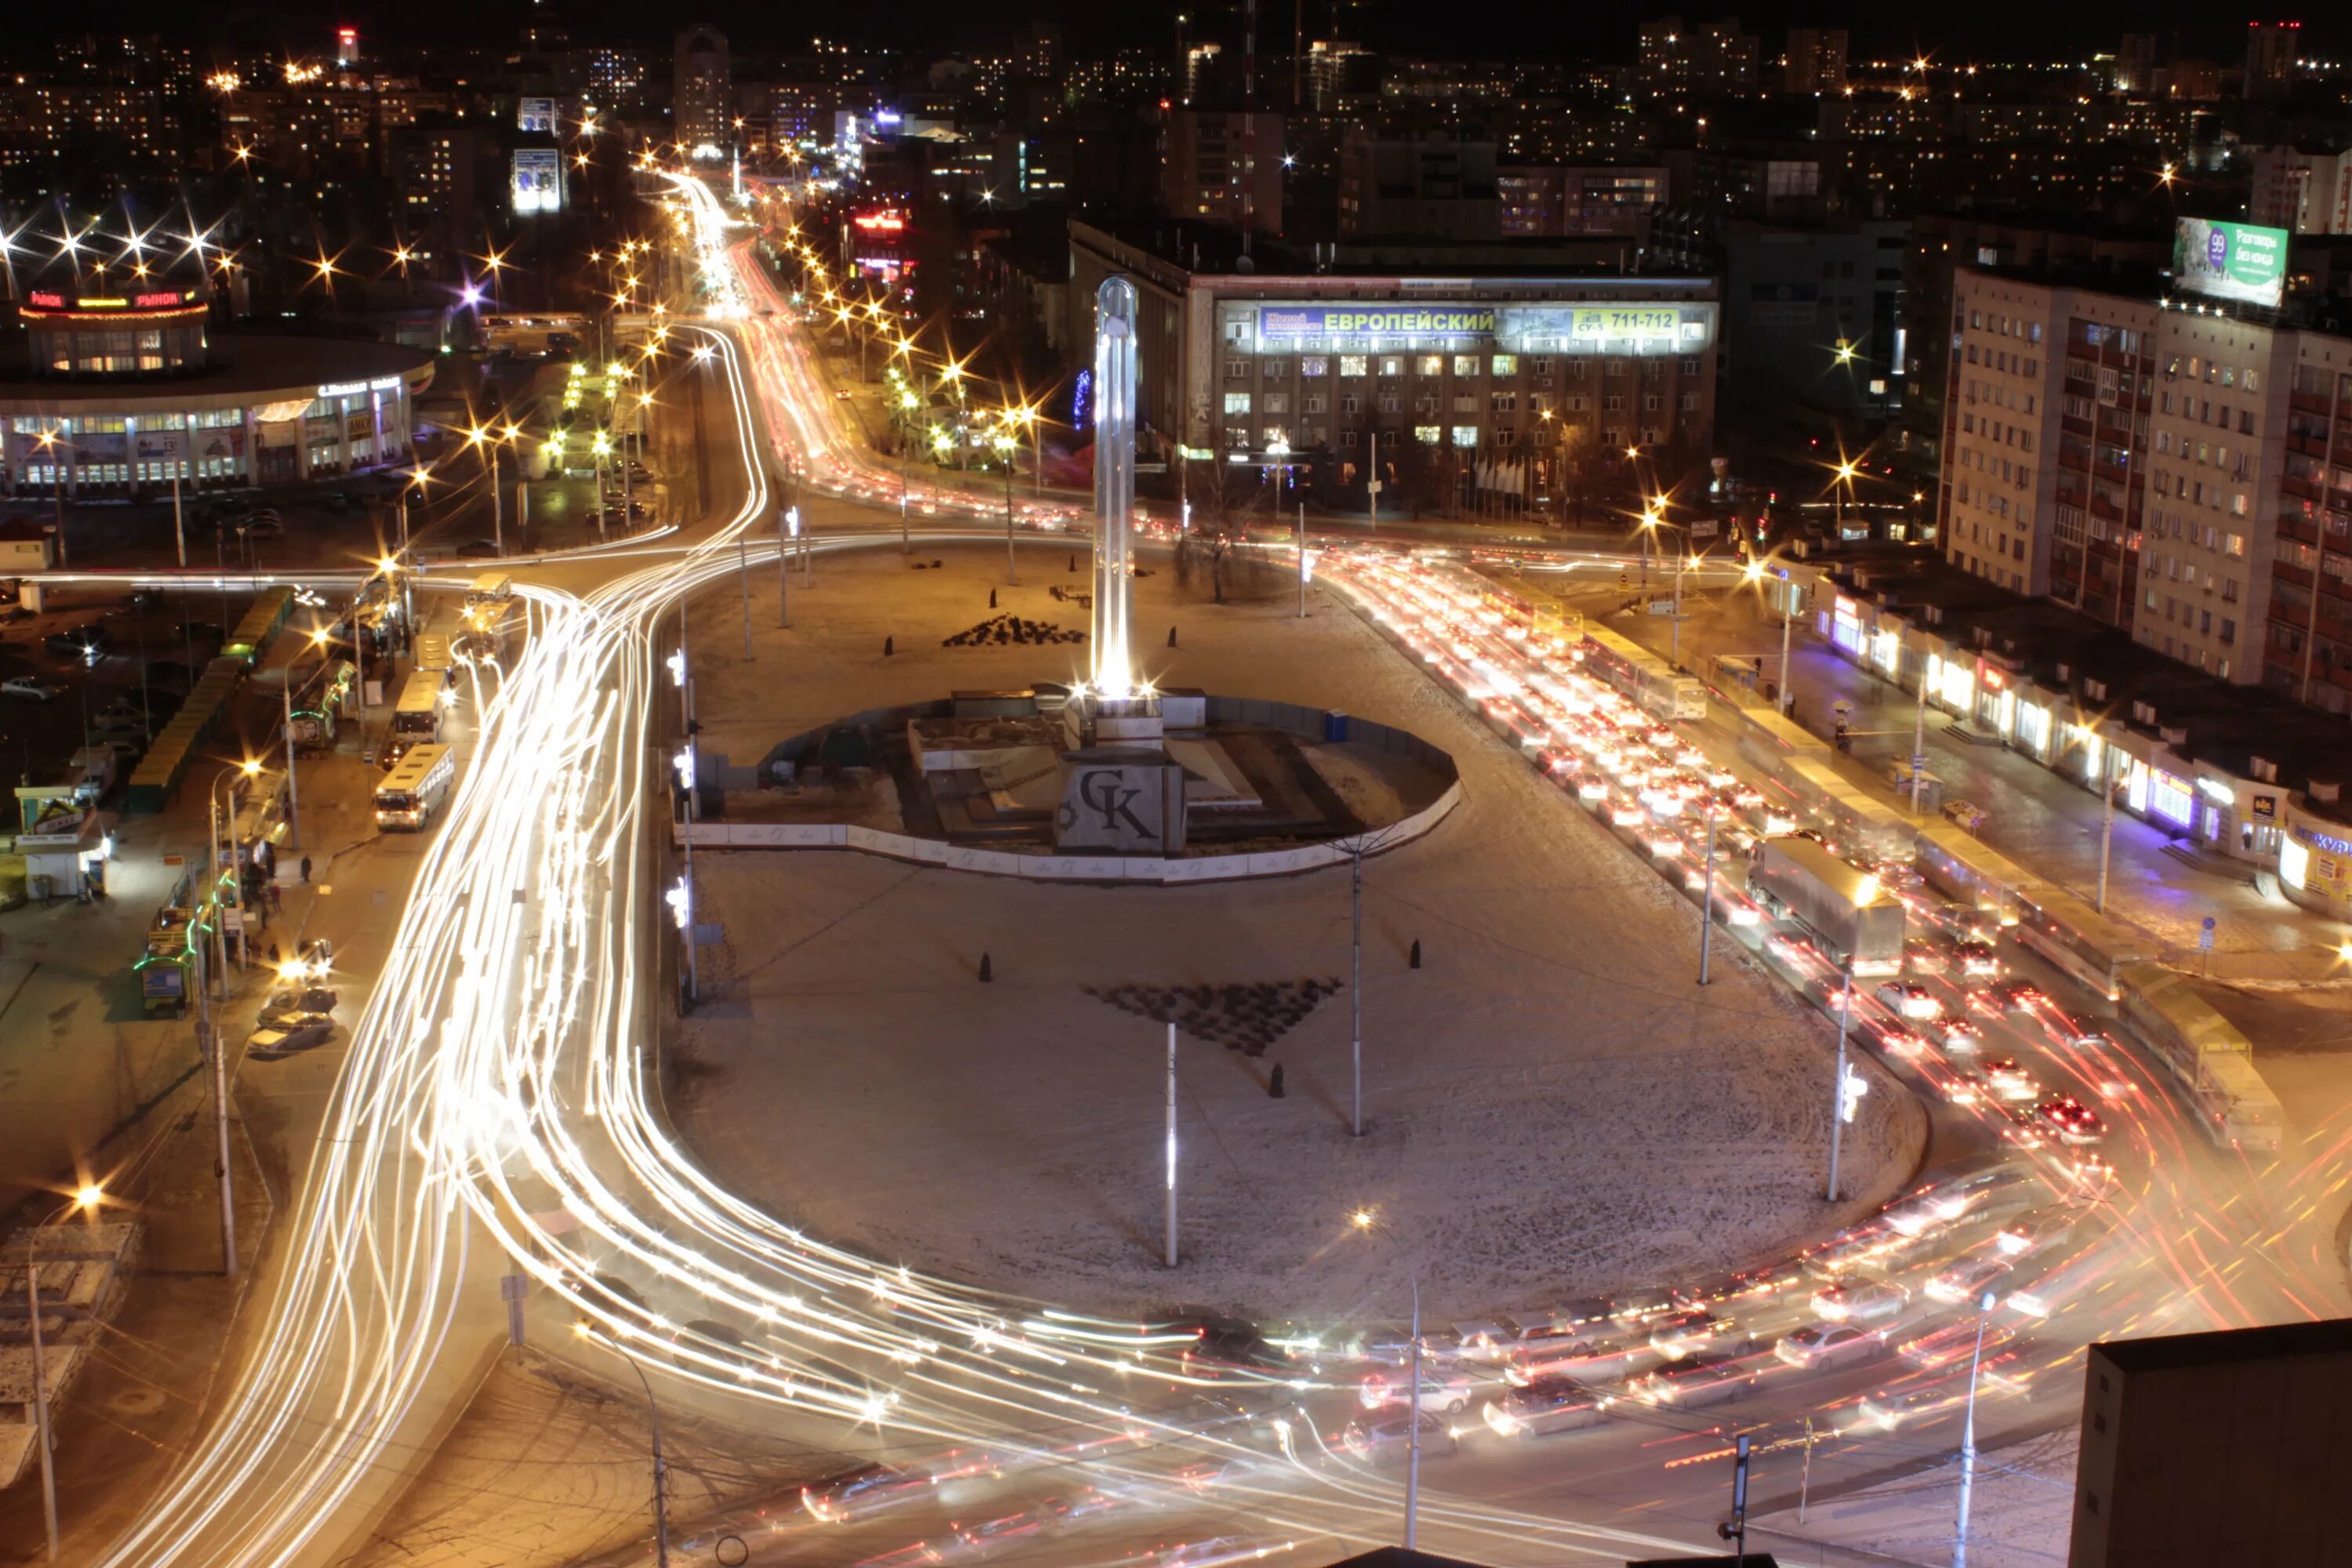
top-left (2071, 1319), bottom-right (2352, 1567)
top-left (1338, 131), bottom-right (1499, 241)
top-left (673, 24), bottom-right (731, 152)
top-left (1722, 220), bottom-right (1907, 426)
top-left (1067, 217), bottom-right (1715, 495)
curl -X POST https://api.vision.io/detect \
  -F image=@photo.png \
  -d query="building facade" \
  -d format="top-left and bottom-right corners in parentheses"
top-left (672, 24), bottom-right (732, 152)
top-left (2246, 144), bottom-right (2352, 234)
top-left (1, 282), bottom-right (433, 498)
top-left (1160, 109), bottom-right (1284, 233)
top-left (1944, 263), bottom-right (2352, 716)
top-left (1068, 220), bottom-right (1717, 492)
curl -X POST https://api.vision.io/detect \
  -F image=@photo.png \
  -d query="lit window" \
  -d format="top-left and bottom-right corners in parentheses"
top-left (1414, 425), bottom-right (1441, 444)
top-left (1452, 426), bottom-right (1479, 447)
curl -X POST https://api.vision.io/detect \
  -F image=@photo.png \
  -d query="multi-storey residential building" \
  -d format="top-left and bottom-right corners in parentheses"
top-left (1781, 27), bottom-right (1847, 95)
top-left (1637, 16), bottom-right (1759, 101)
top-left (1943, 263), bottom-right (2352, 713)
top-left (673, 24), bottom-right (731, 151)
top-left (2245, 20), bottom-right (2299, 98)
top-left (1159, 109), bottom-right (1283, 233)
top-left (2247, 144), bottom-right (2352, 234)
top-left (1338, 130), bottom-right (1498, 241)
top-left (1496, 165), bottom-right (1669, 238)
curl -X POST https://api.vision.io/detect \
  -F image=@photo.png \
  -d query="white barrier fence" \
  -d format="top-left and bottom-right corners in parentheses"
top-left (675, 778), bottom-right (1463, 884)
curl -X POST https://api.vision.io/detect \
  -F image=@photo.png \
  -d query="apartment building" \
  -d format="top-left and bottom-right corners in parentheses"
top-left (1945, 264), bottom-right (2352, 714)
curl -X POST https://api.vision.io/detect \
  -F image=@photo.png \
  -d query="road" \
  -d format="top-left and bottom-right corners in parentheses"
top-left (56, 171), bottom-right (2350, 1568)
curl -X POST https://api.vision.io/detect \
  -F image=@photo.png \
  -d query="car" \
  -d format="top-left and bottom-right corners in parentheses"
top-left (1480, 1378), bottom-right (1610, 1439)
top-left (1941, 1019), bottom-right (1986, 1053)
top-left (1802, 1222), bottom-right (1900, 1278)
top-left (1903, 939), bottom-right (1949, 975)
top-left (803, 1461), bottom-right (934, 1523)
top-left (1875, 980), bottom-right (1940, 1020)
top-left (1336, 1408), bottom-right (1459, 1465)
top-left (1951, 941), bottom-right (2002, 977)
top-left (1932, 1069), bottom-right (1986, 1106)
top-left (1809, 1279), bottom-right (1911, 1326)
top-left (2035, 1096), bottom-right (2108, 1145)
top-left (247, 1017), bottom-right (335, 1057)
top-left (1980, 1058), bottom-right (2040, 1102)
top-left (259, 986), bottom-right (338, 1026)
top-left (1623, 1353), bottom-right (1759, 1409)
top-left (45, 629), bottom-right (106, 661)
top-left (1995, 1103), bottom-right (2047, 1148)
top-left (1774, 1322), bottom-right (1887, 1373)
top-left (182, 622), bottom-right (227, 646)
top-left (1, 676), bottom-right (63, 702)
top-left (236, 517), bottom-right (286, 539)
top-left (1988, 978), bottom-right (2045, 1011)
top-left (1357, 1369), bottom-right (1475, 1414)
top-left (1335, 1322), bottom-right (1461, 1366)
top-left (1925, 1253), bottom-right (2016, 1306)
top-left (1893, 1320), bottom-right (2016, 1371)
top-left (1881, 1182), bottom-right (1973, 1238)
top-left (1647, 1310), bottom-right (1733, 1359)
top-left (455, 539), bottom-right (502, 559)
top-left (1170, 1316), bottom-right (1291, 1378)
top-left (93, 713), bottom-right (150, 741)
top-left (1995, 1207), bottom-right (2082, 1259)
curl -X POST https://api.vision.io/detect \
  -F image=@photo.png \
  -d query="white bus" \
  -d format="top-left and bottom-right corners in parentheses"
top-left (392, 671), bottom-right (446, 740)
top-left (374, 744), bottom-right (456, 830)
top-left (1581, 626), bottom-right (1708, 722)
top-left (415, 632), bottom-right (456, 684)
top-left (463, 573), bottom-right (514, 629)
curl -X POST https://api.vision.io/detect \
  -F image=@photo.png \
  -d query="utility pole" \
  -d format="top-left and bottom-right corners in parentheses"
top-left (1004, 462), bottom-right (1018, 586)
top-left (1779, 588), bottom-right (1796, 717)
top-left (172, 470), bottom-right (187, 568)
top-left (1164, 1022), bottom-right (1178, 1268)
top-left (1367, 430), bottom-right (1379, 528)
top-left (1697, 800), bottom-right (1717, 985)
top-left (1405, 1274), bottom-right (1422, 1548)
top-left (1349, 842), bottom-right (1364, 1138)
top-left (779, 505), bottom-right (797, 628)
top-left (1827, 967), bottom-right (1853, 1203)
top-left (281, 680), bottom-right (301, 848)
top-left (2096, 752), bottom-right (2115, 913)
top-left (1296, 501), bottom-right (1307, 618)
top-left (194, 935), bottom-right (236, 1277)
top-left (738, 534), bottom-right (753, 658)
top-left (1910, 660), bottom-right (1930, 816)
top-left (26, 1244), bottom-right (59, 1562)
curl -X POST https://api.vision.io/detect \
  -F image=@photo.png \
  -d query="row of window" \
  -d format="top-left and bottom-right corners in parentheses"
top-left (1965, 309), bottom-right (2048, 345)
top-left (2151, 468), bottom-right (2251, 514)
top-left (8, 410), bottom-right (247, 434)
top-left (1964, 343), bottom-right (2042, 377)
top-left (1221, 424), bottom-right (1663, 452)
top-left (1225, 354), bottom-right (1702, 381)
top-left (2143, 590), bottom-right (2237, 644)
top-left (1958, 411), bottom-right (2037, 448)
top-left (2147, 512), bottom-right (2248, 559)
top-left (1225, 390), bottom-right (1697, 415)
top-left (2165, 354), bottom-right (2257, 391)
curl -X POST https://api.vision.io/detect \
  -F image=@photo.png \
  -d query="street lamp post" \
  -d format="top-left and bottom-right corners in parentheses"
top-left (1951, 1289), bottom-right (1999, 1568)
top-left (1827, 964), bottom-right (1854, 1203)
top-left (589, 1333), bottom-right (670, 1568)
top-left (1698, 799), bottom-right (1717, 985)
top-left (2096, 746), bottom-right (2116, 913)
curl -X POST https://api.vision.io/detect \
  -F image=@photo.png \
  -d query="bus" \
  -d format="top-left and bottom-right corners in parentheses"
top-left (464, 572), bottom-right (514, 615)
top-left (415, 632), bottom-right (456, 684)
top-left (1581, 626), bottom-right (1708, 722)
top-left (373, 744), bottom-right (456, 830)
top-left (2009, 884), bottom-right (2146, 1003)
top-left (2116, 963), bottom-right (2283, 1152)
top-left (392, 671), bottom-right (446, 741)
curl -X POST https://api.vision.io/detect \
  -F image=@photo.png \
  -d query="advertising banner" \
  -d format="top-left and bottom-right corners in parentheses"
top-left (511, 149), bottom-right (563, 216)
top-left (2173, 218), bottom-right (2288, 308)
top-left (1497, 303), bottom-right (1711, 351)
top-left (1256, 304), bottom-right (1497, 341)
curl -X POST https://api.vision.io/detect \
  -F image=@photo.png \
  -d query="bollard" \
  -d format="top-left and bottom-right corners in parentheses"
top-left (1269, 1063), bottom-right (1286, 1098)
top-left (978, 951), bottom-right (993, 982)
top-left (1410, 938), bottom-right (1422, 970)
top-left (1068, 553), bottom-right (1076, 572)
top-left (989, 588), bottom-right (998, 609)
top-left (1167, 625), bottom-right (1178, 648)
top-left (884, 635), bottom-right (895, 656)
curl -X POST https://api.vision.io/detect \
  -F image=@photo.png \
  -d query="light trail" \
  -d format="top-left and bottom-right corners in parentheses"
top-left (93, 171), bottom-right (2350, 1568)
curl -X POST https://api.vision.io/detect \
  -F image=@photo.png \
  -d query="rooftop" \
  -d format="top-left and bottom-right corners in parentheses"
top-left (1817, 546), bottom-right (2350, 792)
top-left (0, 329), bottom-right (434, 405)
top-left (1071, 215), bottom-right (1700, 284)
top-left (2092, 1316), bottom-right (2352, 1377)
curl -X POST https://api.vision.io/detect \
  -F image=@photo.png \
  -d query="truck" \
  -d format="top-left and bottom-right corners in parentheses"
top-left (138, 903), bottom-right (201, 1016)
top-left (1746, 834), bottom-right (1906, 975)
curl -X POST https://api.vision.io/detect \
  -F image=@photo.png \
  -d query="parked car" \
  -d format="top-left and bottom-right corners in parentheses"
top-left (45, 626), bottom-right (108, 660)
top-left (238, 517), bottom-right (286, 539)
top-left (259, 987), bottom-right (338, 1027)
top-left (1774, 1322), bottom-right (1887, 1373)
top-left (1, 676), bottom-right (63, 702)
top-left (455, 539), bottom-right (502, 559)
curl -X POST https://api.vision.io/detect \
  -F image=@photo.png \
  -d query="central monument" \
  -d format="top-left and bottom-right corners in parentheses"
top-left (1057, 275), bottom-right (1185, 853)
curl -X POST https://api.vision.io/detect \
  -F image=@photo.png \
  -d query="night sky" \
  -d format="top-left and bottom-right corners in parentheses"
top-left (28, 0), bottom-right (2347, 68)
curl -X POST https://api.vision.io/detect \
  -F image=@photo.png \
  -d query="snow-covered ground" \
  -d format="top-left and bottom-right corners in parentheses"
top-left (670, 543), bottom-right (1926, 1322)
top-left (1755, 1428), bottom-right (2079, 1568)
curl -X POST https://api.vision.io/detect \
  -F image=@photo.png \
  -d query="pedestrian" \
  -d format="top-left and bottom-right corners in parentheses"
top-left (1269, 1063), bottom-right (1286, 1098)
top-left (299, 854), bottom-right (313, 884)
top-left (267, 942), bottom-right (281, 968)
top-left (267, 882), bottom-right (282, 915)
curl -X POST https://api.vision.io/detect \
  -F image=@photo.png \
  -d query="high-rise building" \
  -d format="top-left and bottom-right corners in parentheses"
top-left (335, 27), bottom-right (359, 70)
top-left (1338, 130), bottom-right (1499, 241)
top-left (1638, 16), bottom-right (1759, 100)
top-left (1160, 107), bottom-right (1283, 233)
top-left (1304, 41), bottom-right (1370, 113)
top-left (586, 47), bottom-right (648, 110)
top-left (1940, 261), bottom-right (2352, 710)
top-left (1782, 27), bottom-right (1847, 96)
top-left (2247, 144), bottom-right (2352, 234)
top-left (673, 24), bottom-right (731, 152)
top-left (2244, 20), bottom-right (2299, 97)
top-left (2114, 32), bottom-right (2158, 93)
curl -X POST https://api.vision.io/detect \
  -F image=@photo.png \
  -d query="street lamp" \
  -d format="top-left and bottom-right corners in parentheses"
top-left (1951, 1289), bottom-right (2000, 1567)
top-left (575, 1327), bottom-right (670, 1567)
top-left (463, 424), bottom-right (512, 556)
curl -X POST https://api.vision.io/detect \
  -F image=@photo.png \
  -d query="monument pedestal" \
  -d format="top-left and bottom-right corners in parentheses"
top-left (1062, 691), bottom-right (1166, 756)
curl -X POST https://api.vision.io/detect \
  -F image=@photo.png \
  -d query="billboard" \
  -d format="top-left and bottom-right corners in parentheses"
top-left (517, 96), bottom-right (557, 134)
top-left (512, 149), bottom-right (563, 215)
top-left (2173, 218), bottom-right (2287, 308)
top-left (1256, 304), bottom-right (1497, 341)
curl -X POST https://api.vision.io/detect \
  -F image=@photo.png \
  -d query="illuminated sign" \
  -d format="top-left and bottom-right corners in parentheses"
top-left (1256, 305), bottom-right (1497, 340)
top-left (317, 376), bottom-right (408, 398)
top-left (517, 96), bottom-right (557, 134)
top-left (27, 292), bottom-right (66, 309)
top-left (1497, 304), bottom-right (1709, 346)
top-left (75, 297), bottom-right (129, 310)
top-left (512, 148), bottom-right (564, 215)
top-left (134, 290), bottom-right (194, 308)
top-left (853, 211), bottom-right (906, 231)
top-left (2172, 218), bottom-right (2288, 309)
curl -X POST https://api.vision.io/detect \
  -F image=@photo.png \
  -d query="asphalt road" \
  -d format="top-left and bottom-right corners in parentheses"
top-left (32, 171), bottom-right (2350, 1568)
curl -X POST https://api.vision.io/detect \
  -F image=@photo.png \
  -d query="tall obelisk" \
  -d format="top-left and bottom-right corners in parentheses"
top-left (1091, 276), bottom-right (1138, 698)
